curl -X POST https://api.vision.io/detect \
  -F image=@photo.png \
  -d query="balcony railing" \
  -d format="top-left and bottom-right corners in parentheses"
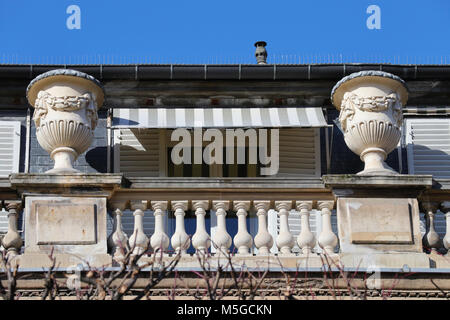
top-left (0, 176), bottom-right (449, 270)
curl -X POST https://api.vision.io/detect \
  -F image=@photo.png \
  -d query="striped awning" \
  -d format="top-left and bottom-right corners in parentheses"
top-left (112, 107), bottom-right (328, 128)
top-left (403, 106), bottom-right (450, 116)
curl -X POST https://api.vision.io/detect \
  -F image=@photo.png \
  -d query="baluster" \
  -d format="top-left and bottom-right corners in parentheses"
top-left (107, 201), bottom-right (129, 264)
top-left (421, 201), bottom-right (441, 253)
top-left (150, 201), bottom-right (170, 253)
top-left (296, 201), bottom-right (316, 255)
top-left (128, 200), bottom-right (149, 256)
top-left (171, 201), bottom-right (190, 254)
top-left (192, 200), bottom-right (211, 253)
top-left (233, 201), bottom-right (252, 255)
top-left (441, 201), bottom-right (450, 255)
top-left (317, 201), bottom-right (338, 255)
top-left (2, 201), bottom-right (23, 261)
top-left (275, 201), bottom-right (294, 255)
top-left (254, 201), bottom-right (273, 255)
top-left (212, 200), bottom-right (232, 254)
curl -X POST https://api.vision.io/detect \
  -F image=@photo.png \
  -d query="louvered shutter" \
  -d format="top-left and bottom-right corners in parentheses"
top-left (0, 209), bottom-right (8, 235)
top-left (210, 210), bottom-right (254, 254)
top-left (406, 119), bottom-right (450, 178)
top-left (114, 128), bottom-right (160, 176)
top-left (0, 121), bottom-right (20, 177)
top-left (277, 128), bottom-right (320, 177)
top-left (419, 212), bottom-right (447, 248)
top-left (267, 209), bottom-right (278, 253)
top-left (267, 208), bottom-right (321, 254)
top-left (287, 209), bottom-right (321, 253)
top-left (107, 209), bottom-right (158, 243)
top-left (210, 210), bottom-right (217, 253)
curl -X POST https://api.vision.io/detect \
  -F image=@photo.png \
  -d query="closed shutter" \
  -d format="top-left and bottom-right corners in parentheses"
top-left (419, 212), bottom-right (447, 246)
top-left (406, 119), bottom-right (450, 178)
top-left (114, 128), bottom-right (160, 176)
top-left (268, 209), bottom-right (321, 254)
top-left (277, 128), bottom-right (320, 177)
top-left (210, 210), bottom-right (217, 253)
top-left (0, 209), bottom-right (8, 234)
top-left (287, 209), bottom-right (321, 253)
top-left (330, 210), bottom-right (339, 253)
top-left (0, 121), bottom-right (21, 177)
top-left (107, 209), bottom-right (157, 242)
top-left (434, 212), bottom-right (447, 241)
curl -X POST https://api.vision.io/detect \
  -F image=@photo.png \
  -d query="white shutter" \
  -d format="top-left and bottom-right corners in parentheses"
top-left (119, 209), bottom-right (156, 240)
top-left (0, 209), bottom-right (8, 234)
top-left (248, 214), bottom-right (257, 254)
top-left (269, 208), bottom-right (321, 254)
top-left (106, 209), bottom-right (160, 243)
top-left (210, 210), bottom-right (217, 253)
top-left (434, 211), bottom-right (447, 241)
top-left (287, 210), bottom-right (302, 253)
top-left (277, 128), bottom-right (320, 177)
top-left (267, 209), bottom-right (278, 253)
top-left (330, 210), bottom-right (339, 253)
top-left (106, 213), bottom-right (114, 236)
top-left (115, 128), bottom-right (160, 176)
top-left (406, 118), bottom-right (450, 178)
top-left (419, 211), bottom-right (447, 243)
top-left (0, 121), bottom-right (20, 177)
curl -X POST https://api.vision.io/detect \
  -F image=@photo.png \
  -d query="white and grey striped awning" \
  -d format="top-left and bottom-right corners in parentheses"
top-left (112, 107), bottom-right (328, 128)
top-left (403, 106), bottom-right (450, 116)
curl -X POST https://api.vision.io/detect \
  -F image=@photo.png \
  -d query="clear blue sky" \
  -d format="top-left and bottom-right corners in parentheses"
top-left (0, 0), bottom-right (449, 65)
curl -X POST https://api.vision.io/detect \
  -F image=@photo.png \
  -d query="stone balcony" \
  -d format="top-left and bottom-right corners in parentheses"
top-left (1, 173), bottom-right (449, 271)
top-left (1, 67), bottom-right (449, 297)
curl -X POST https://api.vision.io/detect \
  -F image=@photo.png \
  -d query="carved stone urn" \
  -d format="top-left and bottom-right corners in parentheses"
top-left (331, 71), bottom-right (408, 175)
top-left (26, 69), bottom-right (104, 173)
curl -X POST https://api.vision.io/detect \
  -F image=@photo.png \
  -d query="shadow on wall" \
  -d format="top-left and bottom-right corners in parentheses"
top-left (406, 144), bottom-right (450, 179)
top-left (85, 146), bottom-right (107, 173)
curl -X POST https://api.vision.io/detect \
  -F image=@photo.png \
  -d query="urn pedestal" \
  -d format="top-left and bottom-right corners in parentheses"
top-left (327, 71), bottom-right (433, 268)
top-left (17, 70), bottom-right (115, 268)
top-left (331, 71), bottom-right (408, 175)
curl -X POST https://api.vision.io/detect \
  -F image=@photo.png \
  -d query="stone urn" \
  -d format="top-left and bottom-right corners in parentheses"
top-left (331, 71), bottom-right (408, 175)
top-left (26, 69), bottom-right (104, 173)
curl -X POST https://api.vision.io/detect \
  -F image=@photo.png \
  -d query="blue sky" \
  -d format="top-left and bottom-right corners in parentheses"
top-left (0, 0), bottom-right (449, 64)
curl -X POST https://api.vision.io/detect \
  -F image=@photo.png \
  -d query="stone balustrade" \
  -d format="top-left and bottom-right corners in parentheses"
top-left (2, 196), bottom-right (450, 266)
top-left (105, 199), bottom-right (341, 263)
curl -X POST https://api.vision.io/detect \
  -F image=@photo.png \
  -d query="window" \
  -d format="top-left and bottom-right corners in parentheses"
top-left (405, 118), bottom-right (450, 178)
top-left (0, 121), bottom-right (21, 177)
top-left (114, 128), bottom-right (321, 178)
top-left (112, 126), bottom-right (323, 253)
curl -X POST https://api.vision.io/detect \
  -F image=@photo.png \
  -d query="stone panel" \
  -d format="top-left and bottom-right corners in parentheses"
top-left (24, 196), bottom-right (108, 258)
top-left (337, 197), bottom-right (423, 253)
top-left (345, 198), bottom-right (413, 244)
top-left (36, 203), bottom-right (97, 245)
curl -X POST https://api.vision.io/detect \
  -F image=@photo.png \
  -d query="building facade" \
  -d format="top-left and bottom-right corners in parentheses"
top-left (0, 63), bottom-right (449, 299)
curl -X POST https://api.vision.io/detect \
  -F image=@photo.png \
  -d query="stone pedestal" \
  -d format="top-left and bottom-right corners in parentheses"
top-left (323, 174), bottom-right (433, 268)
top-left (10, 173), bottom-right (122, 268)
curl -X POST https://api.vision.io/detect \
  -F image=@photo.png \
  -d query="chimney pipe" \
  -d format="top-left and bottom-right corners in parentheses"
top-left (254, 41), bottom-right (268, 65)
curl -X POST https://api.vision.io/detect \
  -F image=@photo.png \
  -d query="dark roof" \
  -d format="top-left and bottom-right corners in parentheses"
top-left (0, 64), bottom-right (450, 81)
